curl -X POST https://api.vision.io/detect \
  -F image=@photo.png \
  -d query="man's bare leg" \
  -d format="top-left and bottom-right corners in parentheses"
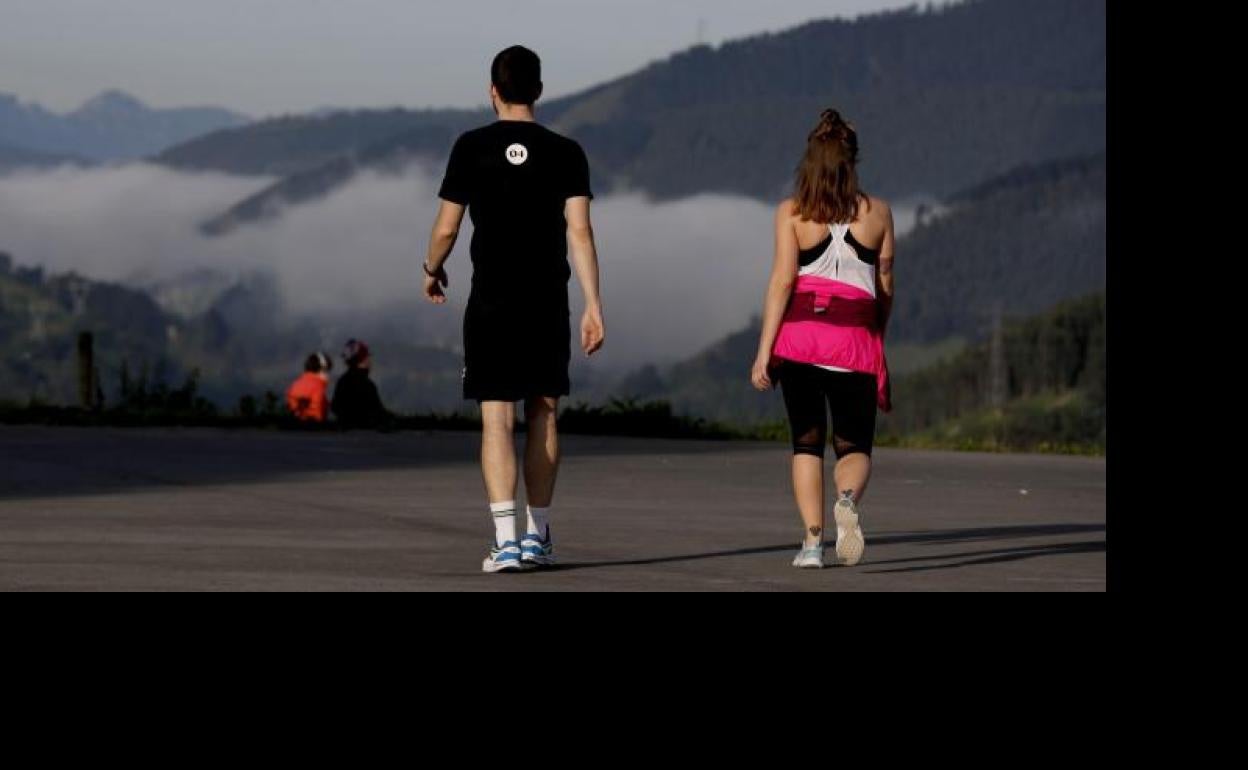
top-left (480, 401), bottom-right (518, 503)
top-left (524, 396), bottom-right (560, 508)
top-left (521, 396), bottom-right (560, 563)
top-left (479, 400), bottom-right (521, 565)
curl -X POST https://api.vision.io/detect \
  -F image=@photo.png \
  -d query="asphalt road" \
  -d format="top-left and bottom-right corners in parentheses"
top-left (0, 427), bottom-right (1106, 591)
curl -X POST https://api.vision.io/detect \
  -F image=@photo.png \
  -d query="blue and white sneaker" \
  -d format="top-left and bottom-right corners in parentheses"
top-left (520, 529), bottom-right (555, 567)
top-left (482, 540), bottom-right (524, 573)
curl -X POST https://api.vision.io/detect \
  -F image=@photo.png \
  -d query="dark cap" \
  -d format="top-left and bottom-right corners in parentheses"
top-left (343, 339), bottom-right (371, 368)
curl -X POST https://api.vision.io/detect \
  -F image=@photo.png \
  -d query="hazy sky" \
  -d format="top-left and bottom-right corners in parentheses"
top-left (1, 0), bottom-right (921, 116)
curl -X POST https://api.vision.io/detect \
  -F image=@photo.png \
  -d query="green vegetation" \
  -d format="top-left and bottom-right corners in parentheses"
top-left (0, 253), bottom-right (471, 414)
top-left (558, 399), bottom-right (738, 440)
top-left (0, 253), bottom-right (176, 406)
top-left (876, 292), bottom-right (1105, 453)
top-left (890, 154), bottom-right (1104, 343)
top-left (887, 337), bottom-right (968, 376)
top-left (0, 387), bottom-right (738, 440)
top-left (4, 279), bottom-right (1106, 455)
top-left (601, 291), bottom-right (1105, 454)
top-left (157, 108), bottom-right (485, 177)
top-left (1, 244), bottom-right (1104, 452)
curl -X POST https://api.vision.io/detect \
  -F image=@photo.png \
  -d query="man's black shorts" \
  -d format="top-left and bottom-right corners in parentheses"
top-left (462, 293), bottom-right (571, 402)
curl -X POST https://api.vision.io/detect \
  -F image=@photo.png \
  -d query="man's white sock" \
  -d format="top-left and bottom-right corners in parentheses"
top-left (491, 501), bottom-right (517, 547)
top-left (527, 505), bottom-right (550, 539)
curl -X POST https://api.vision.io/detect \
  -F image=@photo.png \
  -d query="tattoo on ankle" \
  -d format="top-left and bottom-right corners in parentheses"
top-left (808, 526), bottom-right (822, 538)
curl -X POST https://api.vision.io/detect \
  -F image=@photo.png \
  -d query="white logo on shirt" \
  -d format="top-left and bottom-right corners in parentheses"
top-left (505, 143), bottom-right (529, 166)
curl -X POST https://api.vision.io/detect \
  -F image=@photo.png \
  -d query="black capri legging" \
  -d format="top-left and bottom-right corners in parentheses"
top-left (777, 361), bottom-right (877, 459)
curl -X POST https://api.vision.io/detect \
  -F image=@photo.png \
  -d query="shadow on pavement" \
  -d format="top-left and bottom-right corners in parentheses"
top-left (0, 427), bottom-right (766, 501)
top-left (547, 523), bottom-right (1106, 572)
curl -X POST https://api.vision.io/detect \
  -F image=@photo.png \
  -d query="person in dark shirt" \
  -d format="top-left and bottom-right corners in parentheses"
top-left (331, 339), bottom-right (388, 429)
top-left (421, 45), bottom-right (605, 573)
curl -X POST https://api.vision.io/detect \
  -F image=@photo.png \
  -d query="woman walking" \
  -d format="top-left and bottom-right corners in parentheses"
top-left (751, 109), bottom-right (896, 569)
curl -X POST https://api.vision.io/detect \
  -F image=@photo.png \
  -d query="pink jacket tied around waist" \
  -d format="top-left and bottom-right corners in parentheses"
top-left (771, 274), bottom-right (892, 412)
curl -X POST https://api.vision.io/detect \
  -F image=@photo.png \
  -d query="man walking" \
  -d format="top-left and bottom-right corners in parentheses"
top-left (421, 45), bottom-right (605, 572)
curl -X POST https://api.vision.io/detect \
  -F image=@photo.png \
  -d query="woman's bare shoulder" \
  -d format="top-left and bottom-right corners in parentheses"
top-left (862, 194), bottom-right (892, 222)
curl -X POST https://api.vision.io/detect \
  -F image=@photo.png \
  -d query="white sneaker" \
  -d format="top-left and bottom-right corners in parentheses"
top-left (792, 543), bottom-right (825, 569)
top-left (833, 493), bottom-right (865, 566)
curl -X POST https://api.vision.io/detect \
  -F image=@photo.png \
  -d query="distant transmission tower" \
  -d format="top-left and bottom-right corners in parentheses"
top-left (989, 301), bottom-right (1006, 411)
top-left (67, 276), bottom-right (89, 317)
top-left (989, 301), bottom-right (1007, 447)
top-left (697, 17), bottom-right (708, 46)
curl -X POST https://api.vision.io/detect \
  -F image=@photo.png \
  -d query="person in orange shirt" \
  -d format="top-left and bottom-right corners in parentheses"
top-left (286, 352), bottom-right (332, 422)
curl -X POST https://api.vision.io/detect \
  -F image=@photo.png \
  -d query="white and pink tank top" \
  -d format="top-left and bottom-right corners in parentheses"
top-left (772, 222), bottom-right (892, 412)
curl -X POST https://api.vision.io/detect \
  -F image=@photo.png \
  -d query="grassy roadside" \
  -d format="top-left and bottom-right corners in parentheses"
top-left (1, 396), bottom-right (1104, 456)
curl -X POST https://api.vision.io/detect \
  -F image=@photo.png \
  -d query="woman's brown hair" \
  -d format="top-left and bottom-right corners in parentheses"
top-left (792, 109), bottom-right (866, 224)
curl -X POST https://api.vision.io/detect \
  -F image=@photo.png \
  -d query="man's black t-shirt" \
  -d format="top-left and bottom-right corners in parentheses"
top-left (438, 121), bottom-right (592, 305)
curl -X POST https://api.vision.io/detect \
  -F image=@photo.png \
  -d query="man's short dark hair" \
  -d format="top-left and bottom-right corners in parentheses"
top-left (491, 46), bottom-right (542, 106)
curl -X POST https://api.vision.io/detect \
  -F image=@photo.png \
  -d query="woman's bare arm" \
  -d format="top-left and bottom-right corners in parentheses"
top-left (752, 201), bottom-right (800, 390)
top-left (876, 202), bottom-right (895, 337)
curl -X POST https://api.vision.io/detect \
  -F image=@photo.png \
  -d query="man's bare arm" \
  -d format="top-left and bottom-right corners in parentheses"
top-left (565, 196), bottom-right (604, 355)
top-left (423, 200), bottom-right (466, 304)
